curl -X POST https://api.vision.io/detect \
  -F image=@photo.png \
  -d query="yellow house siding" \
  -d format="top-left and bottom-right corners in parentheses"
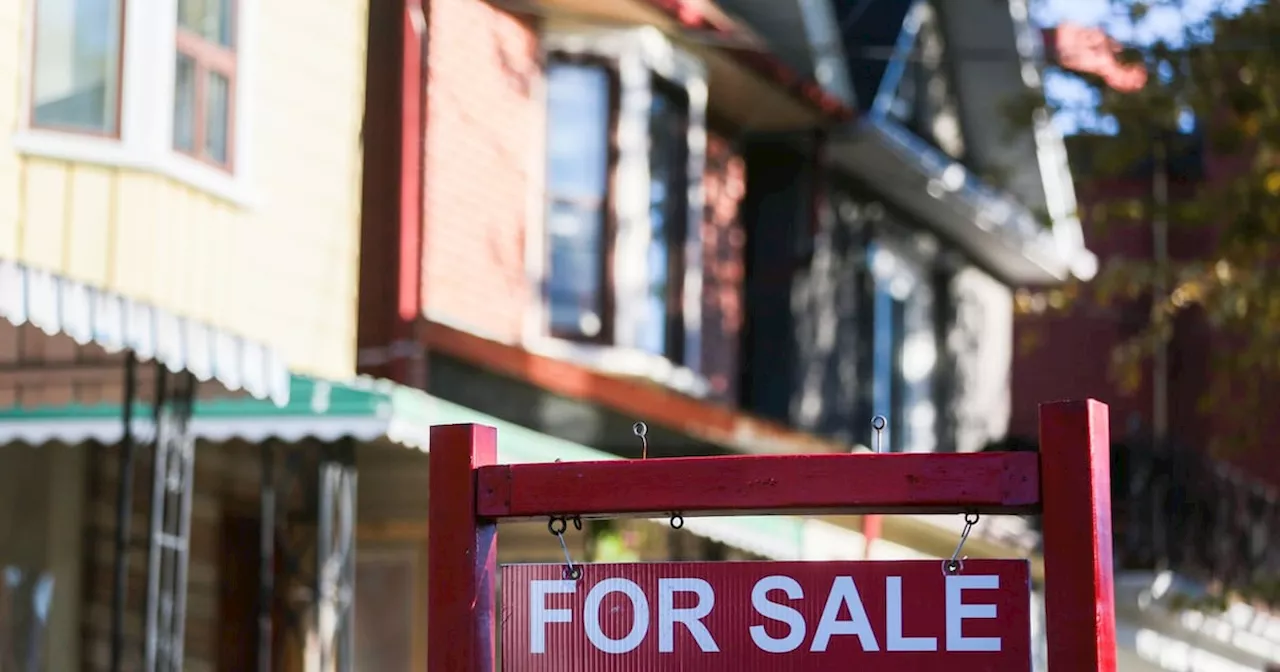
top-left (0, 0), bottom-right (21, 263)
top-left (2, 0), bottom-right (369, 382)
top-left (66, 164), bottom-right (117, 284)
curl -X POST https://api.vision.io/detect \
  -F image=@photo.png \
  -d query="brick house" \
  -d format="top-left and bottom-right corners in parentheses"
top-left (361, 0), bottom-right (1093, 459)
top-left (354, 0), bottom-right (1092, 665)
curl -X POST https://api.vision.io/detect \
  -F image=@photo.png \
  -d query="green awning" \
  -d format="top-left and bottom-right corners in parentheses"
top-left (0, 374), bottom-right (873, 561)
top-left (0, 375), bottom-right (424, 447)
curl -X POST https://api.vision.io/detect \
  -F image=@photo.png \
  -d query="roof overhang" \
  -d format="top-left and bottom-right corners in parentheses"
top-left (928, 0), bottom-right (1097, 286)
top-left (689, 0), bottom-right (857, 107)
top-left (830, 117), bottom-right (1095, 285)
top-left (516, 0), bottom-right (854, 131)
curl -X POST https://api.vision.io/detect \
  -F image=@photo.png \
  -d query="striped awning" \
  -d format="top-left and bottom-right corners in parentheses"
top-left (0, 374), bottom-right (426, 447)
top-left (0, 258), bottom-right (291, 405)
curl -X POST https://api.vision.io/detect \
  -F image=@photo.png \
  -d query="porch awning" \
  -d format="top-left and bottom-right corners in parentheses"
top-left (0, 374), bottom-right (877, 562)
top-left (0, 374), bottom-right (423, 447)
top-left (0, 259), bottom-right (292, 405)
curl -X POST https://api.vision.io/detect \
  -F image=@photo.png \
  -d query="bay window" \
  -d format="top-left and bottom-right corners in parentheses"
top-left (545, 60), bottom-right (614, 342)
top-left (30, 0), bottom-right (124, 135)
top-left (539, 29), bottom-right (706, 378)
top-left (174, 0), bottom-right (236, 168)
top-left (639, 78), bottom-right (690, 361)
top-left (19, 0), bottom-right (252, 202)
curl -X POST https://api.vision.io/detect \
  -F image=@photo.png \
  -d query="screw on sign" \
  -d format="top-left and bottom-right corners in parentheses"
top-left (501, 560), bottom-right (1033, 671)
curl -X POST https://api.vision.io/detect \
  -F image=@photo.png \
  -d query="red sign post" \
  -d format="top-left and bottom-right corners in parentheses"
top-left (502, 560), bottom-right (1032, 671)
top-left (428, 400), bottom-right (1118, 671)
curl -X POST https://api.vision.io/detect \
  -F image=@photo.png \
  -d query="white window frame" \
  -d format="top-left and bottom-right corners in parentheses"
top-left (868, 223), bottom-right (941, 454)
top-left (523, 26), bottom-right (711, 397)
top-left (14, 0), bottom-right (257, 207)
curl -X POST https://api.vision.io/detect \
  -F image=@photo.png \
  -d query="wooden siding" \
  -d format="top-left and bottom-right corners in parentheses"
top-left (0, 0), bottom-right (369, 382)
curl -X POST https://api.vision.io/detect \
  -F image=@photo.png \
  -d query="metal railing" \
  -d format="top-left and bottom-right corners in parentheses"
top-left (984, 435), bottom-right (1280, 608)
top-left (1112, 438), bottom-right (1280, 607)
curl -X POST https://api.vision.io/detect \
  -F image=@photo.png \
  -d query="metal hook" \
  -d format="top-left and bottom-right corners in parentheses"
top-left (633, 422), bottom-right (649, 459)
top-left (669, 513), bottom-right (684, 530)
top-left (871, 415), bottom-right (887, 454)
top-left (942, 512), bottom-right (980, 575)
top-left (548, 516), bottom-right (582, 581)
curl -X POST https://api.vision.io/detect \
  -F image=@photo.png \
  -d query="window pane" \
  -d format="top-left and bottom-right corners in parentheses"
top-left (177, 0), bottom-right (234, 48)
top-left (545, 62), bottom-right (611, 338)
top-left (868, 241), bottom-right (937, 453)
top-left (31, 0), bottom-right (123, 133)
top-left (639, 80), bottom-right (689, 357)
top-left (173, 54), bottom-right (197, 152)
top-left (205, 71), bottom-right (230, 164)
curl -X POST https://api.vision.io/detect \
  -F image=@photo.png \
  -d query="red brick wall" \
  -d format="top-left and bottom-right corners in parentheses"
top-left (420, 0), bottom-right (541, 341)
top-left (700, 133), bottom-right (747, 404)
top-left (418, 4), bottom-right (751, 406)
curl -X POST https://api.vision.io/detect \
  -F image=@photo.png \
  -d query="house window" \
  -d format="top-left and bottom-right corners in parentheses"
top-left (19, 0), bottom-right (253, 203)
top-left (29, 0), bottom-right (125, 135)
top-left (869, 241), bottom-right (937, 452)
top-left (542, 55), bottom-right (693, 362)
top-left (174, 0), bottom-right (237, 168)
top-left (544, 60), bottom-right (614, 341)
top-left (639, 78), bottom-right (690, 360)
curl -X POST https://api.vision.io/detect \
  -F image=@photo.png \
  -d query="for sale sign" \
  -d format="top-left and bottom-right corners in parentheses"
top-left (501, 560), bottom-right (1032, 671)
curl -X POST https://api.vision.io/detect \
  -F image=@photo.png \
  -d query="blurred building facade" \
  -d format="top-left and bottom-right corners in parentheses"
top-left (352, 0), bottom-right (1090, 668)
top-left (6, 0), bottom-right (1270, 671)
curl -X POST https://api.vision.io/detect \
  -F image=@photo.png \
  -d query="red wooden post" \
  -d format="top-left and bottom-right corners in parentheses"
top-left (428, 424), bottom-right (499, 671)
top-left (1039, 400), bottom-right (1117, 671)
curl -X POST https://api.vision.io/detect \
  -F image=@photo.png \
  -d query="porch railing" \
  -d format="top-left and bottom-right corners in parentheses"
top-left (1111, 438), bottom-right (1280, 607)
top-left (984, 436), bottom-right (1280, 608)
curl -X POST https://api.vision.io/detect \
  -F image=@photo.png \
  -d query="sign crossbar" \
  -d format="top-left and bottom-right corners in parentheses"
top-left (477, 451), bottom-right (1040, 521)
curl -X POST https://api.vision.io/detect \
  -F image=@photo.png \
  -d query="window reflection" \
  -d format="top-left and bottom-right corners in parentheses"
top-left (868, 241), bottom-right (937, 452)
top-left (31, 0), bottom-right (124, 134)
top-left (639, 79), bottom-right (689, 359)
top-left (545, 62), bottom-right (612, 339)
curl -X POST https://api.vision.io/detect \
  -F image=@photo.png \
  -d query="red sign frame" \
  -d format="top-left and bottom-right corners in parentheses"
top-left (501, 560), bottom-right (1033, 671)
top-left (428, 400), bottom-right (1118, 671)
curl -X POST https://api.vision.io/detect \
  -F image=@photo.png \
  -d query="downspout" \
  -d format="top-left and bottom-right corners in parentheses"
top-left (395, 0), bottom-right (428, 388)
top-left (1152, 136), bottom-right (1169, 441)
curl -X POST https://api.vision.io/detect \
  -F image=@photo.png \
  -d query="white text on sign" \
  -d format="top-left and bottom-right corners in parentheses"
top-left (529, 573), bottom-right (1003, 655)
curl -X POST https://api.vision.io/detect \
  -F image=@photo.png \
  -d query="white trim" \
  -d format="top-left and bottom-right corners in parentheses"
top-left (1007, 0), bottom-right (1096, 281)
top-left (523, 336), bottom-right (711, 398)
top-left (536, 27), bottom-right (710, 385)
top-left (0, 416), bottom-right (389, 447)
top-left (12, 0), bottom-right (258, 208)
